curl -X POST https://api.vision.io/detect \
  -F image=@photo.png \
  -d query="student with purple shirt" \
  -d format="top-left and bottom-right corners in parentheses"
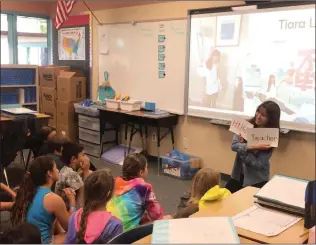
top-left (65, 170), bottom-right (122, 244)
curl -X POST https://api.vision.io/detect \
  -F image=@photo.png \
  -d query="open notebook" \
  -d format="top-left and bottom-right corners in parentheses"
top-left (254, 174), bottom-right (309, 216)
top-left (152, 217), bottom-right (239, 244)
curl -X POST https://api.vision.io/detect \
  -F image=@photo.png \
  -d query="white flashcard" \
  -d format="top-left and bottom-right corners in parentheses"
top-left (229, 116), bottom-right (254, 140)
top-left (247, 128), bottom-right (279, 147)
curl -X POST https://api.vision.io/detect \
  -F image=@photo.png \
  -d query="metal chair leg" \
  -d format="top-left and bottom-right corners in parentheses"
top-left (3, 168), bottom-right (10, 188)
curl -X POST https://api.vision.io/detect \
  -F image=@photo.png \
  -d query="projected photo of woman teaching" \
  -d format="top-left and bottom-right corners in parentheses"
top-left (187, 6), bottom-right (315, 132)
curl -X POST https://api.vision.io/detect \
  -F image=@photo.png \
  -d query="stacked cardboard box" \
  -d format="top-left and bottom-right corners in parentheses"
top-left (39, 66), bottom-right (86, 141)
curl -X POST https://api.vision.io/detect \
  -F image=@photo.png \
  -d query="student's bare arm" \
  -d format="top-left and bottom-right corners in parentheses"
top-left (0, 202), bottom-right (14, 211)
top-left (44, 193), bottom-right (71, 231)
top-left (0, 183), bottom-right (16, 199)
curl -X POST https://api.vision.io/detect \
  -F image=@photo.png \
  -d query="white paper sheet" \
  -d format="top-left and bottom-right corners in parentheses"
top-left (229, 115), bottom-right (254, 140)
top-left (255, 174), bottom-right (308, 209)
top-left (152, 217), bottom-right (239, 244)
top-left (1, 108), bottom-right (36, 115)
top-left (247, 128), bottom-right (280, 147)
top-left (233, 205), bottom-right (302, 237)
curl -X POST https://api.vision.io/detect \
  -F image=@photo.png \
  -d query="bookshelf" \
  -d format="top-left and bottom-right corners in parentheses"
top-left (0, 64), bottom-right (39, 111)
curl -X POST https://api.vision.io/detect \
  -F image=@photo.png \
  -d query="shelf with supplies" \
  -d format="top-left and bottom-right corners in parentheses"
top-left (0, 64), bottom-right (39, 111)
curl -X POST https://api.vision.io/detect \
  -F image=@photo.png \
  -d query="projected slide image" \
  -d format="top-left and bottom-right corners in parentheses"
top-left (188, 7), bottom-right (315, 129)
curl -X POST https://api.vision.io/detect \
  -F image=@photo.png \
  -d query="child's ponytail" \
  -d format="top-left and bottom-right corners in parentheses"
top-left (10, 156), bottom-right (56, 226)
top-left (76, 170), bottom-right (114, 243)
top-left (10, 171), bottom-right (36, 226)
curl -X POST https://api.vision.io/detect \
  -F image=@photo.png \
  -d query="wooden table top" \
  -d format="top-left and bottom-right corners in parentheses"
top-left (192, 187), bottom-right (308, 244)
top-left (0, 113), bottom-right (50, 122)
top-left (98, 107), bottom-right (177, 119)
top-left (133, 234), bottom-right (258, 244)
top-left (133, 187), bottom-right (308, 244)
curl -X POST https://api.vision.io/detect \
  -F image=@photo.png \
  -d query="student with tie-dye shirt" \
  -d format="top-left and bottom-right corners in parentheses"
top-left (107, 153), bottom-right (164, 231)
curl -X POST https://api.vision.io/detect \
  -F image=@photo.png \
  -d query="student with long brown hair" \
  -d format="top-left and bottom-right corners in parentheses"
top-left (107, 153), bottom-right (163, 231)
top-left (65, 170), bottom-right (122, 244)
top-left (10, 156), bottom-right (76, 244)
top-left (173, 168), bottom-right (231, 219)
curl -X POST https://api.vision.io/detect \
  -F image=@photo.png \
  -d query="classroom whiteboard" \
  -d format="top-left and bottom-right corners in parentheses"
top-left (98, 19), bottom-right (187, 114)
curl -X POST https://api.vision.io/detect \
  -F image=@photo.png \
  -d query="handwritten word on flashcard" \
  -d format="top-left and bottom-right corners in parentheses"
top-left (247, 128), bottom-right (279, 148)
top-left (229, 116), bottom-right (254, 140)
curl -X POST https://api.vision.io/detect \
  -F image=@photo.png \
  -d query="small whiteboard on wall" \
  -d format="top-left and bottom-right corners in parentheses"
top-left (98, 19), bottom-right (187, 114)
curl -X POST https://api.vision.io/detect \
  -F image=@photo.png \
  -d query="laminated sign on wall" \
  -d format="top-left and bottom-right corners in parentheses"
top-left (58, 27), bottom-right (86, 60)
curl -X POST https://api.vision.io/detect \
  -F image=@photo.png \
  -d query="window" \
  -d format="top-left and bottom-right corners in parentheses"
top-left (17, 16), bottom-right (49, 65)
top-left (0, 13), bottom-right (51, 65)
top-left (1, 14), bottom-right (9, 64)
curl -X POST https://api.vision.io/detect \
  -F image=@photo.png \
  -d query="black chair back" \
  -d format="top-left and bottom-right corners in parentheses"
top-left (0, 117), bottom-right (30, 169)
top-left (108, 224), bottom-right (153, 244)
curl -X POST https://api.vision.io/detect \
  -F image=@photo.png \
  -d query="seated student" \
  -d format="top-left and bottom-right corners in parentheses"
top-left (78, 156), bottom-right (93, 181)
top-left (0, 222), bottom-right (42, 244)
top-left (0, 183), bottom-right (16, 211)
top-left (107, 153), bottom-right (163, 231)
top-left (65, 170), bottom-right (123, 244)
top-left (10, 156), bottom-right (76, 244)
top-left (54, 142), bottom-right (85, 207)
top-left (37, 126), bottom-right (57, 157)
top-left (46, 135), bottom-right (68, 170)
top-left (173, 168), bottom-right (231, 219)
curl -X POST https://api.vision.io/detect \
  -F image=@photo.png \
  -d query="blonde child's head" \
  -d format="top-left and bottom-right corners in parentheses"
top-left (189, 168), bottom-right (221, 204)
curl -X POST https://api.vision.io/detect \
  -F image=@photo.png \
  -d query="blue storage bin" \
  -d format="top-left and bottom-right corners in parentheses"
top-left (0, 68), bottom-right (35, 85)
top-left (1, 92), bottom-right (18, 104)
top-left (161, 150), bottom-right (201, 180)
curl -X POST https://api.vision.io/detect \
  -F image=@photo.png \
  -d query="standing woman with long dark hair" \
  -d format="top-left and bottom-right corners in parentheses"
top-left (11, 156), bottom-right (75, 244)
top-left (225, 101), bottom-right (281, 193)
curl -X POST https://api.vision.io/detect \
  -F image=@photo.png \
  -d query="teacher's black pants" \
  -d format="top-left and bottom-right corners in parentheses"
top-left (225, 174), bottom-right (267, 193)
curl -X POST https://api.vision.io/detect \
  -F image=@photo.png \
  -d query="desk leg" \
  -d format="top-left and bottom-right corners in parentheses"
top-left (144, 126), bottom-right (148, 155)
top-left (128, 123), bottom-right (134, 155)
top-left (157, 124), bottom-right (161, 175)
top-left (124, 123), bottom-right (128, 157)
top-left (170, 126), bottom-right (175, 150)
top-left (139, 125), bottom-right (145, 151)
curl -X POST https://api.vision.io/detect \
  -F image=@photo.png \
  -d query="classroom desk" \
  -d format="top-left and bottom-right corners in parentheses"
top-left (192, 187), bottom-right (309, 244)
top-left (133, 234), bottom-right (258, 244)
top-left (98, 108), bottom-right (179, 174)
top-left (0, 113), bottom-right (50, 122)
top-left (0, 113), bottom-right (50, 169)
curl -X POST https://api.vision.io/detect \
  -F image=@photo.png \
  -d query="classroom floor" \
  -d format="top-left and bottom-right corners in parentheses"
top-left (0, 154), bottom-right (227, 232)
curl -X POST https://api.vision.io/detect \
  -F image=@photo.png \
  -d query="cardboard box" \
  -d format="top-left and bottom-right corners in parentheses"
top-left (57, 101), bottom-right (77, 125)
top-left (57, 71), bottom-right (86, 102)
top-left (40, 106), bottom-right (57, 128)
top-left (57, 122), bottom-right (78, 142)
top-left (39, 87), bottom-right (57, 127)
top-left (40, 87), bottom-right (57, 109)
top-left (39, 66), bottom-right (70, 88)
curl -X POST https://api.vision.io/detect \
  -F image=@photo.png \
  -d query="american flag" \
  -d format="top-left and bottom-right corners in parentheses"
top-left (55, 0), bottom-right (76, 29)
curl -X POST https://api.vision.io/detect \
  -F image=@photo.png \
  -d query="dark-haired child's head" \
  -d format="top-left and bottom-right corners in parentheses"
top-left (122, 153), bottom-right (148, 181)
top-left (47, 135), bottom-right (68, 156)
top-left (11, 156), bottom-right (59, 226)
top-left (77, 169), bottom-right (114, 243)
top-left (61, 142), bottom-right (85, 170)
top-left (250, 101), bottom-right (281, 128)
top-left (0, 223), bottom-right (42, 244)
top-left (39, 126), bottom-right (56, 142)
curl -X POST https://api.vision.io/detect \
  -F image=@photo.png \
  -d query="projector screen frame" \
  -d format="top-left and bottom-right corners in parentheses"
top-left (184, 1), bottom-right (315, 134)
